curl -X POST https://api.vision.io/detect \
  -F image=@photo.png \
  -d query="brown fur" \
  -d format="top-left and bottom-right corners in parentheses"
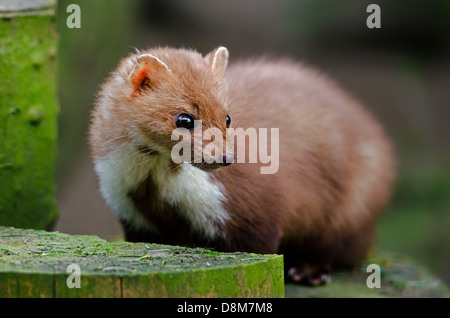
top-left (89, 47), bottom-right (395, 284)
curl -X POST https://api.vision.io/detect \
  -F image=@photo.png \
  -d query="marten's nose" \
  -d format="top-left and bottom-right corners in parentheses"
top-left (222, 153), bottom-right (234, 166)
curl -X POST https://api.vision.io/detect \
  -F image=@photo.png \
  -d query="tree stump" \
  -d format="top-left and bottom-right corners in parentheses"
top-left (0, 226), bottom-right (285, 297)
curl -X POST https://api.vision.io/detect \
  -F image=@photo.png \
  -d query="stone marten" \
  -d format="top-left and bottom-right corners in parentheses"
top-left (89, 46), bottom-right (395, 285)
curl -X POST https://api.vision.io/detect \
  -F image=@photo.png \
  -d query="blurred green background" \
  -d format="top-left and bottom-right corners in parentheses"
top-left (54, 0), bottom-right (450, 284)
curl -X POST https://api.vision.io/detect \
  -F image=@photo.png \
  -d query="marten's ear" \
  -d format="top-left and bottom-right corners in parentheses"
top-left (129, 54), bottom-right (170, 95)
top-left (207, 46), bottom-right (229, 74)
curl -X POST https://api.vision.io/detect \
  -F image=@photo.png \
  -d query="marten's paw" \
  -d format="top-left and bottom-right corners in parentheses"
top-left (287, 263), bottom-right (332, 286)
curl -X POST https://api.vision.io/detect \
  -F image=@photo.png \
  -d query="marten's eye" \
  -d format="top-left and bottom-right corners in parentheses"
top-left (175, 113), bottom-right (194, 130)
top-left (226, 115), bottom-right (231, 128)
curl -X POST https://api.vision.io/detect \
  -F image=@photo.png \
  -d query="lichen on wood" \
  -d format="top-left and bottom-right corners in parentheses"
top-left (0, 226), bottom-right (285, 297)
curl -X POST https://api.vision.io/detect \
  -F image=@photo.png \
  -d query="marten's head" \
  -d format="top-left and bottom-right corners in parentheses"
top-left (95, 47), bottom-right (234, 172)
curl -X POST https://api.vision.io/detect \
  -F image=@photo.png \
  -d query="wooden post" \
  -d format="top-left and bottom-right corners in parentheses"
top-left (0, 0), bottom-right (58, 230)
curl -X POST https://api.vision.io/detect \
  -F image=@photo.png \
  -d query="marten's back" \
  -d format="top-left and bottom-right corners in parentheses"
top-left (217, 58), bottom-right (394, 260)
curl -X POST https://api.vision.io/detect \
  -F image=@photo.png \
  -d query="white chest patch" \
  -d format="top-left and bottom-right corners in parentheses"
top-left (94, 143), bottom-right (229, 240)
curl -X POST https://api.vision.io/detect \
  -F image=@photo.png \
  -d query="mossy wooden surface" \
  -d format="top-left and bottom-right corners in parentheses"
top-left (0, 226), bottom-right (284, 298)
top-left (285, 252), bottom-right (450, 298)
top-left (1, 227), bottom-right (448, 298)
top-left (0, 1), bottom-right (58, 229)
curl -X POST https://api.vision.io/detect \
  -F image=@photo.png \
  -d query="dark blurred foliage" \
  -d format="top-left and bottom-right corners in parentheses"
top-left (56, 0), bottom-right (450, 284)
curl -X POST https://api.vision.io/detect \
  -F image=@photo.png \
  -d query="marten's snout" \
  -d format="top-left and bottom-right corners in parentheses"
top-left (221, 153), bottom-right (234, 166)
top-left (193, 151), bottom-right (234, 172)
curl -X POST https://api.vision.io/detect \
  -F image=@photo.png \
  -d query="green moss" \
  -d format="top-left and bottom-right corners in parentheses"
top-left (0, 9), bottom-right (58, 229)
top-left (0, 226), bottom-right (284, 297)
top-left (1, 226), bottom-right (448, 298)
